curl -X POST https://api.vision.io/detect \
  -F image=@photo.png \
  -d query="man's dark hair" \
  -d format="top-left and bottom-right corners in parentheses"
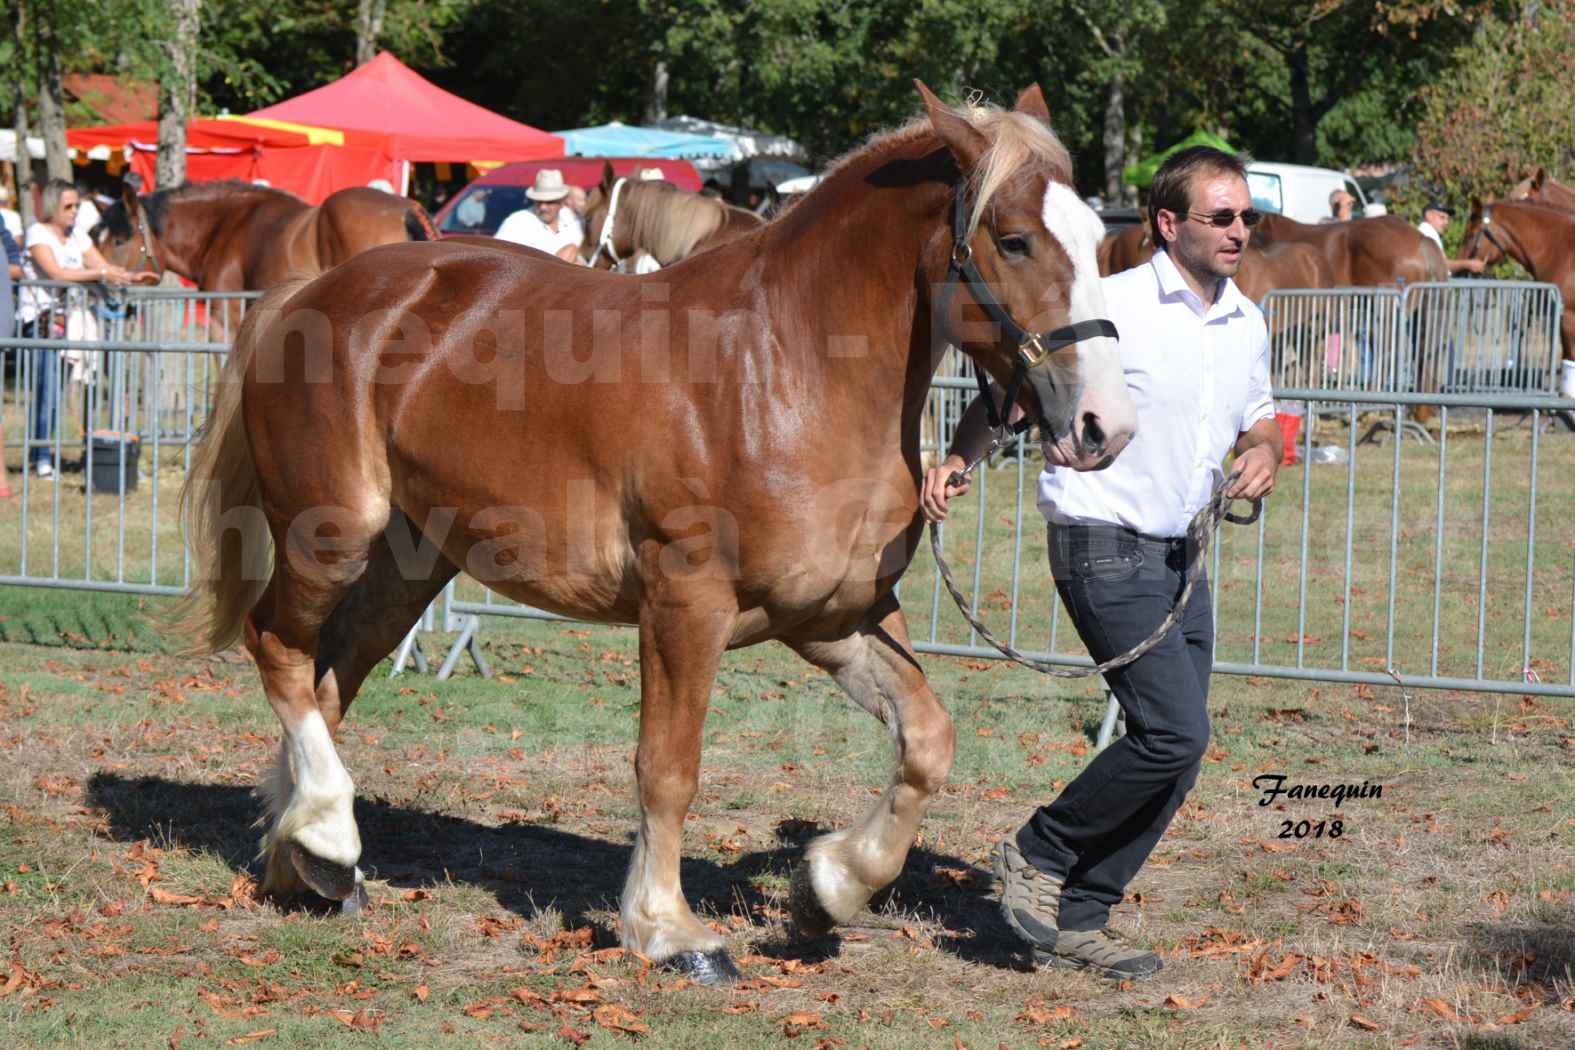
top-left (1147, 146), bottom-right (1248, 246)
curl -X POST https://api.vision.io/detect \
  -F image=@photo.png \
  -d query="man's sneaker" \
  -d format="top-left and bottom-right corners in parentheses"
top-left (35, 462), bottom-right (53, 479)
top-left (992, 837), bottom-right (1064, 952)
top-left (1034, 927), bottom-right (1163, 979)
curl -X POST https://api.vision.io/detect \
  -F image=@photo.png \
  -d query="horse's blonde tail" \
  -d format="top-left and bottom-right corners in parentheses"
top-left (168, 279), bottom-right (310, 654)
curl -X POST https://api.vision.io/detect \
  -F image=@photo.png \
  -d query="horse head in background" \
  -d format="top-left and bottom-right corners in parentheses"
top-left (1509, 167), bottom-right (1575, 213)
top-left (581, 161), bottom-right (765, 269)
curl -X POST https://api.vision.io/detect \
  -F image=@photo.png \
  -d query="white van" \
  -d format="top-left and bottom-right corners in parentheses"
top-left (1246, 162), bottom-right (1387, 224)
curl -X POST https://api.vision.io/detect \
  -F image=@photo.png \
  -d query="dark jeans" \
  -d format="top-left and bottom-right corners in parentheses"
top-left (1016, 523), bottom-right (1214, 932)
top-left (23, 321), bottom-right (59, 467)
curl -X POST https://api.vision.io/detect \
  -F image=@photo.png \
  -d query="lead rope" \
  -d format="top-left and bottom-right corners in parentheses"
top-left (930, 433), bottom-right (1260, 678)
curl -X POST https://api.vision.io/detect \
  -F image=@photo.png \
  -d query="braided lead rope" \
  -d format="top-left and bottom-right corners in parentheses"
top-left (930, 446), bottom-right (1259, 678)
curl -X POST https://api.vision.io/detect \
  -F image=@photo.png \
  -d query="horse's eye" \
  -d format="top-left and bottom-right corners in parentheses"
top-left (999, 234), bottom-right (1030, 257)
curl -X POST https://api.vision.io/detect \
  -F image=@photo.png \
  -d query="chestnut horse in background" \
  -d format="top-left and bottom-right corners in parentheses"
top-left (91, 181), bottom-right (438, 294)
top-left (1510, 168), bottom-right (1575, 213)
top-left (1461, 198), bottom-right (1575, 395)
top-left (174, 83), bottom-right (1135, 982)
top-left (1251, 213), bottom-right (1447, 287)
top-left (583, 162), bottom-right (764, 269)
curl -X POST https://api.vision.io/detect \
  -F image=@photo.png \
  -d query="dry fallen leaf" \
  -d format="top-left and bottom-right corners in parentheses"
top-left (222, 1030), bottom-right (277, 1046)
top-left (1421, 998), bottom-right (1461, 1022)
top-left (1164, 994), bottom-right (1203, 1009)
top-left (1349, 1014), bottom-right (1382, 1031)
top-left (414, 985), bottom-right (429, 1003)
top-left (149, 887), bottom-right (205, 907)
top-left (1497, 1004), bottom-right (1538, 1024)
top-left (783, 1011), bottom-right (825, 1037)
top-left (593, 1003), bottom-right (650, 1036)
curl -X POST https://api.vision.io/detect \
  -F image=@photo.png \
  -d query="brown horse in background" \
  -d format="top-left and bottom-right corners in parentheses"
top-left (174, 82), bottom-right (1135, 981)
top-left (1252, 213), bottom-right (1447, 286)
top-left (91, 181), bottom-right (437, 292)
top-left (1097, 223), bottom-right (1151, 277)
top-left (1096, 222), bottom-right (1331, 302)
top-left (583, 162), bottom-right (764, 269)
top-left (1510, 168), bottom-right (1575, 213)
top-left (1461, 198), bottom-right (1575, 393)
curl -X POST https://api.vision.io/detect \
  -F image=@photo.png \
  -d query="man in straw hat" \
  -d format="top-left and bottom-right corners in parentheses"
top-left (495, 168), bottom-right (583, 263)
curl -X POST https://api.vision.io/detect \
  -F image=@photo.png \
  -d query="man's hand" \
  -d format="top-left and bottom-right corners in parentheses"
top-left (921, 454), bottom-right (971, 523)
top-left (1228, 444), bottom-right (1278, 500)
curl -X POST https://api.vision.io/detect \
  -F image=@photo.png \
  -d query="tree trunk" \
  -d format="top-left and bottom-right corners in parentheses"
top-left (11, 2), bottom-right (35, 226)
top-left (1102, 70), bottom-right (1126, 206)
top-left (156, 0), bottom-right (201, 190)
top-left (33, 10), bottom-right (70, 183)
top-left (644, 59), bottom-right (669, 123)
top-left (1288, 42), bottom-right (1318, 165)
top-left (1125, 122), bottom-right (1141, 207)
top-left (355, 0), bottom-right (386, 66)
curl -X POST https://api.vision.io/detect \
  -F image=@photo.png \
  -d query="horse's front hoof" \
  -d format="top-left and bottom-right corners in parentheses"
top-left (288, 842), bottom-right (359, 902)
top-left (666, 948), bottom-right (741, 985)
top-left (788, 863), bottom-right (836, 939)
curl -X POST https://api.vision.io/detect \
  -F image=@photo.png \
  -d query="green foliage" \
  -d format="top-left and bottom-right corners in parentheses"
top-left (1410, 1), bottom-right (1575, 206)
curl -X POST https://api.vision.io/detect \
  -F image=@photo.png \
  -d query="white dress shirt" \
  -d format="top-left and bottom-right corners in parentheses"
top-left (494, 207), bottom-right (581, 258)
top-left (1037, 248), bottom-right (1275, 538)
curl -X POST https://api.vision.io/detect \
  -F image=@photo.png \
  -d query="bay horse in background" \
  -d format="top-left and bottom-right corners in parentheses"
top-left (91, 181), bottom-right (437, 311)
top-left (174, 81), bottom-right (1136, 982)
top-left (1096, 223), bottom-right (1151, 277)
top-left (1510, 168), bottom-right (1575, 213)
top-left (582, 161), bottom-right (765, 269)
top-left (1462, 198), bottom-right (1575, 396)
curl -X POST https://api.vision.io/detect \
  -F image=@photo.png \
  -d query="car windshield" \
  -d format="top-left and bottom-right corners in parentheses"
top-left (1247, 171), bottom-right (1283, 214)
top-left (441, 185), bottom-right (529, 236)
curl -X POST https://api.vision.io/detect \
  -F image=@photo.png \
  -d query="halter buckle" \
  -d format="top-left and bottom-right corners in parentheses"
top-left (1016, 333), bottom-right (1049, 368)
top-left (951, 241), bottom-right (972, 267)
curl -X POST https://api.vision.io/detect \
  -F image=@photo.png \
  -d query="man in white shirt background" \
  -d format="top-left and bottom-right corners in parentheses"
top-left (494, 169), bottom-right (582, 263)
top-left (921, 147), bottom-right (1282, 979)
top-left (1417, 200), bottom-right (1484, 277)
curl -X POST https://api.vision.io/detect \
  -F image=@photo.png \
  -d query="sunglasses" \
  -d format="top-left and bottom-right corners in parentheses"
top-left (1180, 208), bottom-right (1263, 229)
top-left (61, 203), bottom-right (80, 210)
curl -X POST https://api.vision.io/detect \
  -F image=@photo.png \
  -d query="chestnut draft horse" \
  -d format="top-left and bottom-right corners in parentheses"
top-left (582, 162), bottom-right (765, 269)
top-left (1461, 198), bottom-right (1575, 395)
top-left (1251, 213), bottom-right (1447, 287)
top-left (1511, 168), bottom-right (1575, 213)
top-left (91, 181), bottom-right (438, 292)
top-left (174, 82), bottom-right (1136, 981)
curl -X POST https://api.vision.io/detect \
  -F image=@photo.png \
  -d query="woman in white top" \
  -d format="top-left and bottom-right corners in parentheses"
top-left (19, 178), bottom-right (150, 477)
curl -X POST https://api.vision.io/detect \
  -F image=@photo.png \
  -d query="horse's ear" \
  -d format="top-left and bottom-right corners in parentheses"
top-left (1531, 167), bottom-right (1547, 192)
top-left (1468, 197), bottom-right (1483, 222)
top-left (1013, 84), bottom-right (1051, 125)
top-left (121, 180), bottom-right (141, 218)
top-left (915, 79), bottom-right (988, 173)
top-left (600, 161), bottom-right (616, 193)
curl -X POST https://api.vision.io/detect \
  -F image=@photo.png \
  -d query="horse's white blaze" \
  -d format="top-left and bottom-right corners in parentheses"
top-left (1040, 182), bottom-right (1137, 454)
top-left (264, 709), bottom-right (360, 867)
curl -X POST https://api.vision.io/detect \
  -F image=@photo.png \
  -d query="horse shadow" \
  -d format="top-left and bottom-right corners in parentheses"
top-left (84, 772), bottom-right (1025, 969)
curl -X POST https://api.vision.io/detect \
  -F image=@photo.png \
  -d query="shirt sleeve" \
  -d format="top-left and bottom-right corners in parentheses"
top-left (0, 228), bottom-right (19, 268)
top-left (1241, 315), bottom-right (1275, 432)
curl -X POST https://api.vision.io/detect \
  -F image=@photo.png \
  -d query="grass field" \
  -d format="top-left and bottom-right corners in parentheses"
top-left (1, 417), bottom-right (1573, 1048)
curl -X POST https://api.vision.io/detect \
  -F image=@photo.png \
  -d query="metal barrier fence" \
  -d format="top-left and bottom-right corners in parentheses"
top-left (0, 280), bottom-right (258, 595)
top-left (0, 278), bottom-right (1569, 702)
top-left (1263, 280), bottom-right (1566, 396)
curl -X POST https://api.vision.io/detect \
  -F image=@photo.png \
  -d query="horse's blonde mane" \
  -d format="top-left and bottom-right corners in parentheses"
top-left (815, 96), bottom-right (1073, 237)
top-left (626, 182), bottom-right (726, 264)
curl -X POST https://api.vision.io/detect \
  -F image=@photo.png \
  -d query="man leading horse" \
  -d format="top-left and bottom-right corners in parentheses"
top-left (923, 146), bottom-right (1283, 980)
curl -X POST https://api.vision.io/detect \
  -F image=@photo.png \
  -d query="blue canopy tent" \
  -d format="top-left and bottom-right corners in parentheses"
top-left (553, 121), bottom-right (734, 161)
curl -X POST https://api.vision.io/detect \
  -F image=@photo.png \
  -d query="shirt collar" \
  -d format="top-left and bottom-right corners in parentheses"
top-left (1150, 247), bottom-right (1245, 322)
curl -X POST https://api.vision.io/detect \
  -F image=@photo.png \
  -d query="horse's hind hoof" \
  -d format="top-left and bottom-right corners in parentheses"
top-left (666, 948), bottom-right (741, 985)
top-left (288, 842), bottom-right (360, 902)
top-left (788, 863), bottom-right (836, 939)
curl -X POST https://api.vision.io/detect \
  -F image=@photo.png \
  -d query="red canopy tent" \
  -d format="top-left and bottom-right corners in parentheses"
top-left (67, 118), bottom-right (396, 203)
top-left (248, 52), bottom-right (563, 192)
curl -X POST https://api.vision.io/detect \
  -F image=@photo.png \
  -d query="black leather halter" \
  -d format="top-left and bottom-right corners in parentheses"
top-left (944, 179), bottom-right (1117, 433)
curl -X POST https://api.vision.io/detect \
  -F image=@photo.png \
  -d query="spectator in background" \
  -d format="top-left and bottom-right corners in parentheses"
top-left (0, 182), bottom-right (20, 240)
top-left (494, 169), bottom-right (581, 263)
top-left (0, 221), bottom-right (14, 496)
top-left (1417, 201), bottom-right (1485, 277)
top-left (561, 184), bottom-right (587, 244)
top-left (2, 225), bottom-right (20, 280)
top-left (454, 187), bottom-right (489, 229)
top-left (1325, 189), bottom-right (1355, 223)
top-left (19, 178), bottom-right (148, 478)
